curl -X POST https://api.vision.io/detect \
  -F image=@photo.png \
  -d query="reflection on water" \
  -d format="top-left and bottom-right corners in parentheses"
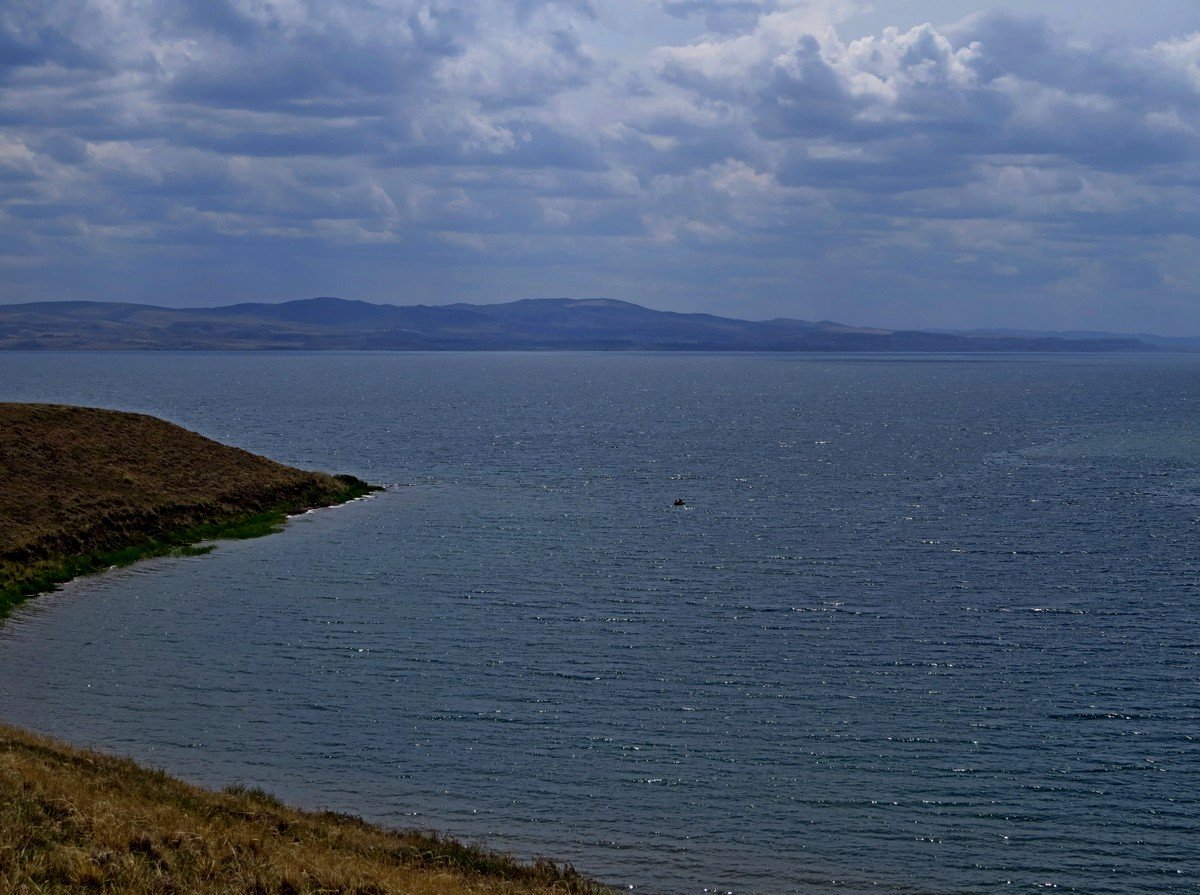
top-left (1, 351), bottom-right (1198, 894)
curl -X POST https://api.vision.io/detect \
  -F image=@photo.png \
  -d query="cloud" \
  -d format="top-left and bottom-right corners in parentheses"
top-left (657, 0), bottom-right (858, 35)
top-left (1, 1), bottom-right (1199, 331)
top-left (619, 9), bottom-right (1200, 327)
top-left (653, 10), bottom-right (1200, 175)
top-left (0, 1), bottom-right (606, 246)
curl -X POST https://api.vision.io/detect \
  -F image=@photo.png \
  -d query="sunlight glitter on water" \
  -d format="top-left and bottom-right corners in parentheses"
top-left (1, 351), bottom-right (1198, 894)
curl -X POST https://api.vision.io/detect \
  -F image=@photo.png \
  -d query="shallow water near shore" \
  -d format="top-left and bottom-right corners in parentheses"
top-left (1, 351), bottom-right (1197, 894)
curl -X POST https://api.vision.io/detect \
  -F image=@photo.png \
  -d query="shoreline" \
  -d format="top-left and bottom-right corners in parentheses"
top-left (0, 402), bottom-right (612, 894)
top-left (0, 475), bottom-right (380, 619)
top-left (0, 402), bottom-right (381, 617)
top-left (0, 723), bottom-right (608, 895)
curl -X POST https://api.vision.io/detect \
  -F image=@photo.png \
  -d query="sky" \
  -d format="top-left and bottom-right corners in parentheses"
top-left (1, 1), bottom-right (1198, 332)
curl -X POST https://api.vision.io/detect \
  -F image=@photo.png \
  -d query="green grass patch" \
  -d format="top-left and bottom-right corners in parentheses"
top-left (174, 544), bottom-right (217, 557)
top-left (0, 476), bottom-right (382, 619)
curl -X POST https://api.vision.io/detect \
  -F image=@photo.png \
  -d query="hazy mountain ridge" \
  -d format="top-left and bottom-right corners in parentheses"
top-left (0, 297), bottom-right (1154, 352)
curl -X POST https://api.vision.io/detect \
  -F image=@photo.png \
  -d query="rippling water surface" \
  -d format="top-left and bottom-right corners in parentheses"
top-left (1, 351), bottom-right (1197, 894)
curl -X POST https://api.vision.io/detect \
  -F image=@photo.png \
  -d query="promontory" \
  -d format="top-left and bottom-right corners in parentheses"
top-left (0, 402), bottom-right (608, 894)
top-left (0, 402), bottom-right (377, 615)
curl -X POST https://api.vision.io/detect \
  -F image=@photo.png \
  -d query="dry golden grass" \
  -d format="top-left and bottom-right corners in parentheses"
top-left (0, 724), bottom-right (609, 895)
top-left (0, 402), bottom-right (375, 611)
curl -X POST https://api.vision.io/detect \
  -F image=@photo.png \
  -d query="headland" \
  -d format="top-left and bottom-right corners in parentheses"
top-left (0, 402), bottom-right (377, 616)
top-left (0, 402), bottom-right (608, 893)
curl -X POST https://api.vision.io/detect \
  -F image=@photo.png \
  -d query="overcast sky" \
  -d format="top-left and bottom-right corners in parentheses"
top-left (2, 1), bottom-right (1198, 332)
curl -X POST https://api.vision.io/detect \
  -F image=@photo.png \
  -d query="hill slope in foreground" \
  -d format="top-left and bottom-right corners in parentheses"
top-left (0, 404), bottom-right (607, 894)
top-left (0, 403), bottom-right (377, 614)
top-left (0, 723), bottom-right (604, 895)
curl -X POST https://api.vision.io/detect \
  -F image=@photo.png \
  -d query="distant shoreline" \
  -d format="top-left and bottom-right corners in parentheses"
top-left (0, 296), bottom-right (1162, 352)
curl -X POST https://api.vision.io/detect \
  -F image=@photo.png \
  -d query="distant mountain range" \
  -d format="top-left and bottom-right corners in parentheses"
top-left (0, 296), bottom-right (1162, 352)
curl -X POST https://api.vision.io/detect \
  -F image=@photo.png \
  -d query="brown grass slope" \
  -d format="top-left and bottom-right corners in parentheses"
top-left (0, 724), bottom-right (607, 895)
top-left (0, 402), bottom-right (375, 611)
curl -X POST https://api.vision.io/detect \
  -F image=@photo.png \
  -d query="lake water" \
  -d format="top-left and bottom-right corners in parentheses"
top-left (0, 351), bottom-right (1197, 894)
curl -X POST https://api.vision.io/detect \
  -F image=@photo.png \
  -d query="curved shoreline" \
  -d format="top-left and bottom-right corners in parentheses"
top-left (0, 402), bottom-right (612, 894)
top-left (0, 477), bottom-right (379, 618)
top-left (0, 402), bottom-right (380, 617)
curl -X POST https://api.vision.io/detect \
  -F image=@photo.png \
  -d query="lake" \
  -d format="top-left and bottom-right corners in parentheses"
top-left (0, 351), bottom-right (1197, 893)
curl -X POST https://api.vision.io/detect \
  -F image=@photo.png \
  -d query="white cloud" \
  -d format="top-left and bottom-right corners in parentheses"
top-left (1, 1), bottom-right (1199, 328)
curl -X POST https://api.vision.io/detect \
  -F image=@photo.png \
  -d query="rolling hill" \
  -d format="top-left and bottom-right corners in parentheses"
top-left (0, 296), bottom-right (1151, 352)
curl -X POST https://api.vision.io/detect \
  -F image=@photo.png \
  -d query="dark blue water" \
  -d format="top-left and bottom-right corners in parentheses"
top-left (1, 352), bottom-right (1197, 894)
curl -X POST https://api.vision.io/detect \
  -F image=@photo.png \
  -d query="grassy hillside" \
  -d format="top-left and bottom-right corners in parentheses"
top-left (0, 724), bottom-right (606, 894)
top-left (0, 402), bottom-right (377, 615)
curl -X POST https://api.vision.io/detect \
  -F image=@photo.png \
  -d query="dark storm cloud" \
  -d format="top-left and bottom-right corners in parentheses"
top-left (1, 0), bottom-right (1199, 331)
